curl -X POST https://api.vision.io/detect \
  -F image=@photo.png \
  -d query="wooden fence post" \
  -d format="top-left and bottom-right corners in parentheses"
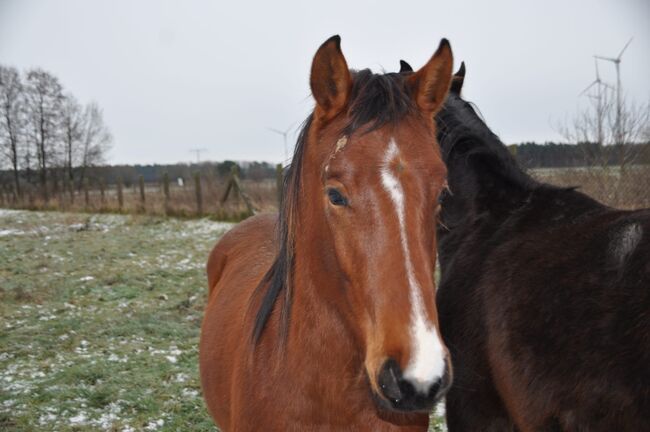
top-left (220, 165), bottom-right (255, 216)
top-left (138, 175), bottom-right (145, 212)
top-left (163, 172), bottom-right (170, 215)
top-left (276, 163), bottom-right (283, 209)
top-left (194, 172), bottom-right (203, 216)
top-left (84, 178), bottom-right (90, 209)
top-left (99, 178), bottom-right (106, 206)
top-left (117, 177), bottom-right (124, 211)
top-left (68, 177), bottom-right (75, 205)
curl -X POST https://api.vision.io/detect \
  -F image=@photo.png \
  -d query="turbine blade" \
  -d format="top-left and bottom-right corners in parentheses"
top-left (617, 37), bottom-right (633, 59)
top-left (267, 127), bottom-right (284, 135)
top-left (594, 55), bottom-right (617, 62)
top-left (579, 80), bottom-right (598, 96)
top-left (594, 58), bottom-right (600, 79)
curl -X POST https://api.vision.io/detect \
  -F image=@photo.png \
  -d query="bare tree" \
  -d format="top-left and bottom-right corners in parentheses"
top-left (61, 94), bottom-right (83, 187)
top-left (77, 102), bottom-right (111, 188)
top-left (23, 68), bottom-right (64, 202)
top-left (558, 89), bottom-right (649, 168)
top-left (610, 96), bottom-right (650, 171)
top-left (0, 66), bottom-right (25, 200)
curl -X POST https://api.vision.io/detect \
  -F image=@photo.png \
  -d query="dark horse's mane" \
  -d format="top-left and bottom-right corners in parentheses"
top-left (252, 69), bottom-right (418, 344)
top-left (436, 92), bottom-right (540, 193)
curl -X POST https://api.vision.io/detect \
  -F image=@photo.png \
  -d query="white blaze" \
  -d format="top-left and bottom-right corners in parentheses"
top-left (380, 138), bottom-right (446, 394)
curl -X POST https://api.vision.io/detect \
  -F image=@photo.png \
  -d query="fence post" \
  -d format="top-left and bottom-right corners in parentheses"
top-left (194, 172), bottom-right (203, 216)
top-left (163, 172), bottom-right (170, 215)
top-left (276, 164), bottom-right (283, 209)
top-left (231, 165), bottom-right (255, 216)
top-left (99, 178), bottom-right (106, 207)
top-left (117, 177), bottom-right (124, 211)
top-left (84, 178), bottom-right (90, 209)
top-left (57, 185), bottom-right (64, 211)
top-left (138, 175), bottom-right (145, 213)
top-left (68, 177), bottom-right (75, 205)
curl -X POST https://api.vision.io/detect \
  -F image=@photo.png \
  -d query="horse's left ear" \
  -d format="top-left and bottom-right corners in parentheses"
top-left (408, 39), bottom-right (453, 114)
top-left (399, 60), bottom-right (413, 73)
top-left (450, 61), bottom-right (466, 95)
top-left (310, 35), bottom-right (352, 120)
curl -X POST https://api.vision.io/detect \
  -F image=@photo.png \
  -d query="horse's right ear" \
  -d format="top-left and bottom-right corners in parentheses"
top-left (310, 35), bottom-right (352, 121)
top-left (450, 61), bottom-right (466, 95)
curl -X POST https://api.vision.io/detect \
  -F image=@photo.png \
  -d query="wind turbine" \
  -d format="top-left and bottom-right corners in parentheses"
top-left (595, 37), bottom-right (633, 144)
top-left (580, 58), bottom-right (614, 145)
top-left (267, 122), bottom-right (295, 163)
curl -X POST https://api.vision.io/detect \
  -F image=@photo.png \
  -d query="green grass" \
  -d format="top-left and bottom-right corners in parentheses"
top-left (0, 209), bottom-right (447, 431)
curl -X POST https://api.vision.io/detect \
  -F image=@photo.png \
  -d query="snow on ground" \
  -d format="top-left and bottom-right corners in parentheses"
top-left (0, 210), bottom-right (231, 431)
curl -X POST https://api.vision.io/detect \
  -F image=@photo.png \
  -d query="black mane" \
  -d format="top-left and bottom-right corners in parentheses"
top-left (252, 69), bottom-right (417, 344)
top-left (436, 92), bottom-right (538, 193)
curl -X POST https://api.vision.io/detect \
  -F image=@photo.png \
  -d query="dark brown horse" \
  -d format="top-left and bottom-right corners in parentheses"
top-left (434, 64), bottom-right (650, 431)
top-left (200, 36), bottom-right (455, 430)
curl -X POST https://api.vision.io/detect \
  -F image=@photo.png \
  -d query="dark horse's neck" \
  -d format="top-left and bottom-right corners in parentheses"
top-left (435, 93), bottom-right (606, 249)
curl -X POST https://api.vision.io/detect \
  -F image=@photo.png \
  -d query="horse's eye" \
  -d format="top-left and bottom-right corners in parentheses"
top-left (438, 188), bottom-right (449, 204)
top-left (327, 188), bottom-right (348, 206)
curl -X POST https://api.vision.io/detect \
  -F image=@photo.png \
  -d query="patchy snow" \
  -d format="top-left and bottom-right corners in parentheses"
top-left (145, 419), bottom-right (165, 430)
top-left (0, 228), bottom-right (26, 236)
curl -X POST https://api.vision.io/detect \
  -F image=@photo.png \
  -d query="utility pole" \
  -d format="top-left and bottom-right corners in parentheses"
top-left (189, 148), bottom-right (208, 164)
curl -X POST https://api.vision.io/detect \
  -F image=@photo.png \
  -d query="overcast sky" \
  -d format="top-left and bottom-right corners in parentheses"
top-left (1, 0), bottom-right (648, 165)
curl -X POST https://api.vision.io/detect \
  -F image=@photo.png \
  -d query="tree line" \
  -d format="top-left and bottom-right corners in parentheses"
top-left (82, 161), bottom-right (278, 187)
top-left (510, 141), bottom-right (650, 169)
top-left (0, 65), bottom-right (111, 202)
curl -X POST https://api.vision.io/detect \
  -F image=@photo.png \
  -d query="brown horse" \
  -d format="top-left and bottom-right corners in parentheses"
top-left (200, 36), bottom-right (454, 430)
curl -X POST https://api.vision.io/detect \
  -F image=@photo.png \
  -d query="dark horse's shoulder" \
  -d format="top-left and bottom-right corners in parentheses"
top-left (482, 200), bottom-right (650, 360)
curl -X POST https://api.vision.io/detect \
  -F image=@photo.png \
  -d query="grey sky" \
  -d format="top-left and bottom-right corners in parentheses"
top-left (1, 0), bottom-right (648, 165)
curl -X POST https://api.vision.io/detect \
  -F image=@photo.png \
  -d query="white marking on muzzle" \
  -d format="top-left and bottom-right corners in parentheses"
top-left (380, 138), bottom-right (446, 394)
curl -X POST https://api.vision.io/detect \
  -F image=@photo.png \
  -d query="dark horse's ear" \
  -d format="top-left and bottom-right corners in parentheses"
top-left (450, 61), bottom-right (466, 95)
top-left (407, 39), bottom-right (454, 115)
top-left (310, 35), bottom-right (352, 121)
top-left (399, 60), bottom-right (413, 73)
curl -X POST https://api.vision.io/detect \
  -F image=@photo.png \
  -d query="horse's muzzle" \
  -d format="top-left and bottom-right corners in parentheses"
top-left (376, 357), bottom-right (451, 412)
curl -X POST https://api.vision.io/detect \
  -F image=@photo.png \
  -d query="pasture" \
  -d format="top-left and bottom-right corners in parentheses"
top-left (0, 209), bottom-right (446, 431)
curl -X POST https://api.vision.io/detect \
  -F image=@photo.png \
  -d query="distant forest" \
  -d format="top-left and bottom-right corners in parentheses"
top-left (97, 141), bottom-right (650, 185)
top-left (82, 161), bottom-right (278, 186)
top-left (510, 142), bottom-right (650, 168)
top-left (2, 143), bottom-right (649, 188)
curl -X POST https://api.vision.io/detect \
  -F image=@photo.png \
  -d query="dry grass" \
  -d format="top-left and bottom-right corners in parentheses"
top-left (530, 165), bottom-right (650, 209)
top-left (2, 178), bottom-right (280, 222)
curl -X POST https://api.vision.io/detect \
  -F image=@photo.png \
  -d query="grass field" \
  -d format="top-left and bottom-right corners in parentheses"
top-left (0, 210), bottom-right (446, 431)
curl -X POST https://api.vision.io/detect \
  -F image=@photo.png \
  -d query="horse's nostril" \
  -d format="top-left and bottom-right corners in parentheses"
top-left (375, 358), bottom-right (450, 413)
top-left (377, 359), bottom-right (403, 402)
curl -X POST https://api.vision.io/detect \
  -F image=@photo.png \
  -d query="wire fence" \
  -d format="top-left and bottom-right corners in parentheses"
top-left (1, 165), bottom-right (648, 219)
top-left (0, 167), bottom-right (282, 221)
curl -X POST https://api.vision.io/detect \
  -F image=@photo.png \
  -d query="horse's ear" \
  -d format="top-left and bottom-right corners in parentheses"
top-left (450, 61), bottom-right (466, 95)
top-left (399, 60), bottom-right (413, 73)
top-left (310, 35), bottom-right (352, 120)
top-left (408, 39), bottom-right (453, 114)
